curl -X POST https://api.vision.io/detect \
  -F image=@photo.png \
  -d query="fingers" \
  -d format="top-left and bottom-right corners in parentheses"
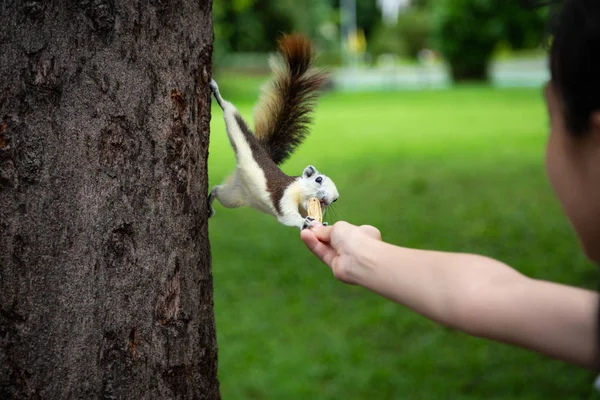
top-left (314, 221), bottom-right (380, 242)
top-left (300, 229), bottom-right (338, 267)
top-left (309, 222), bottom-right (334, 243)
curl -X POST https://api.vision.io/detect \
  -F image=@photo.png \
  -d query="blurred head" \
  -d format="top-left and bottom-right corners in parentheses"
top-left (543, 0), bottom-right (600, 262)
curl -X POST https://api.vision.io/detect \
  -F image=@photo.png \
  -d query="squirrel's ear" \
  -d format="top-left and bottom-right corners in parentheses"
top-left (303, 165), bottom-right (316, 178)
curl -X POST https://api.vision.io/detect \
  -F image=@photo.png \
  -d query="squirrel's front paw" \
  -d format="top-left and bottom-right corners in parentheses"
top-left (301, 216), bottom-right (315, 230)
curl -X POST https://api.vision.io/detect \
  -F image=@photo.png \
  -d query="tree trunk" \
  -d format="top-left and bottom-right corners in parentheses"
top-left (0, 1), bottom-right (219, 399)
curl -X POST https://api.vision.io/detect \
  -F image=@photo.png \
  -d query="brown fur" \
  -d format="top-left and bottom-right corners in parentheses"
top-left (253, 34), bottom-right (328, 165)
top-left (234, 114), bottom-right (295, 214)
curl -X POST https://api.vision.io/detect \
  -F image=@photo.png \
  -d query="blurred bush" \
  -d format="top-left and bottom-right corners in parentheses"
top-left (431, 0), bottom-right (548, 82)
top-left (213, 0), bottom-right (338, 69)
top-left (397, 9), bottom-right (432, 59)
top-left (369, 24), bottom-right (409, 62)
top-left (369, 8), bottom-right (432, 61)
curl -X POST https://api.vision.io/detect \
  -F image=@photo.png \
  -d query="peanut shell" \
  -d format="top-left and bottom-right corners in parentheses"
top-left (306, 197), bottom-right (322, 223)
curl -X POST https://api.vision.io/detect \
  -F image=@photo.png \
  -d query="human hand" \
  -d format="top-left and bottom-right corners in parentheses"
top-left (300, 221), bottom-right (381, 284)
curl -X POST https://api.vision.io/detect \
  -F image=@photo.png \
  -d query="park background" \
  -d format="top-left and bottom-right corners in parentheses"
top-left (207, 0), bottom-right (600, 398)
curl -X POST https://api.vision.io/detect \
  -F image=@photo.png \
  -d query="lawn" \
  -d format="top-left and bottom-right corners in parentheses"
top-left (207, 76), bottom-right (600, 399)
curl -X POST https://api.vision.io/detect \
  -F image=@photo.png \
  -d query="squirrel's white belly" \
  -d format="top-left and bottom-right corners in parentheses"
top-left (236, 158), bottom-right (277, 217)
top-left (245, 193), bottom-right (276, 216)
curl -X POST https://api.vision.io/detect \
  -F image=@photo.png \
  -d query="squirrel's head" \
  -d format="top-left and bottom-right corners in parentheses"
top-left (299, 165), bottom-right (339, 209)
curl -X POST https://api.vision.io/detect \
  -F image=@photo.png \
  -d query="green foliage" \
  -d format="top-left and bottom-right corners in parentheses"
top-left (432, 0), bottom-right (547, 82)
top-left (369, 9), bottom-right (432, 61)
top-left (396, 8), bottom-right (432, 58)
top-left (333, 0), bottom-right (385, 40)
top-left (213, 0), bottom-right (292, 54)
top-left (368, 23), bottom-right (409, 60)
top-left (208, 74), bottom-right (600, 399)
top-left (411, 0), bottom-right (431, 9)
top-left (354, 0), bottom-right (383, 39)
top-left (503, 5), bottom-right (550, 50)
top-left (213, 0), bottom-right (337, 65)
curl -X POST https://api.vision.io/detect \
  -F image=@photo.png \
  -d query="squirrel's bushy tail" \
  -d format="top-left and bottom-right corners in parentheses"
top-left (253, 34), bottom-right (328, 165)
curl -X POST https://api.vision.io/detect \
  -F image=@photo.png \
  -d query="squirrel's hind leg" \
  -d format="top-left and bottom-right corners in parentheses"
top-left (209, 79), bottom-right (228, 110)
top-left (208, 173), bottom-right (246, 218)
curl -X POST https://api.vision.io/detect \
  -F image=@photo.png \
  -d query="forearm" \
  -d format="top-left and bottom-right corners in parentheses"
top-left (474, 277), bottom-right (600, 369)
top-left (352, 239), bottom-right (600, 369)
top-left (352, 240), bottom-right (510, 328)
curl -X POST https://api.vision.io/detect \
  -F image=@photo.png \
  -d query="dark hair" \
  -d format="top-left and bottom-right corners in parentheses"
top-left (546, 0), bottom-right (600, 135)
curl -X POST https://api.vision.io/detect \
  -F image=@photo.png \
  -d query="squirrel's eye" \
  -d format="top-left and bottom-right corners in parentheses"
top-left (315, 177), bottom-right (323, 184)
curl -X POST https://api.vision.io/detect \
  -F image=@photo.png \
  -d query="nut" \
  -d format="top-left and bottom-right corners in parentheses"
top-left (306, 197), bottom-right (322, 223)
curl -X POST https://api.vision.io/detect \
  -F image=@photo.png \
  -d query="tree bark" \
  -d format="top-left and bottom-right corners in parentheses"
top-left (0, 1), bottom-right (219, 399)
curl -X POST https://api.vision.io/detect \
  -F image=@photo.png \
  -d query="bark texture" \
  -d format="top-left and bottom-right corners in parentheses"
top-left (0, 1), bottom-right (219, 398)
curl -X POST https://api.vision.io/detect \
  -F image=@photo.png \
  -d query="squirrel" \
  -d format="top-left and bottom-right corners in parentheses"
top-left (207, 33), bottom-right (339, 230)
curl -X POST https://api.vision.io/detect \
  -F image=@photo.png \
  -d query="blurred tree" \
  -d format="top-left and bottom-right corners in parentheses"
top-left (213, 0), bottom-right (336, 65)
top-left (355, 0), bottom-right (383, 40)
top-left (369, 6), bottom-right (431, 62)
top-left (395, 8), bottom-right (431, 58)
top-left (369, 23), bottom-right (409, 61)
top-left (213, 0), bottom-right (293, 54)
top-left (331, 0), bottom-right (382, 40)
top-left (410, 0), bottom-right (431, 9)
top-left (432, 0), bottom-right (547, 82)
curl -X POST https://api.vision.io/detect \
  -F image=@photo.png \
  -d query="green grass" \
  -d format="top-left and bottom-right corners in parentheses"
top-left (207, 77), bottom-right (600, 399)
